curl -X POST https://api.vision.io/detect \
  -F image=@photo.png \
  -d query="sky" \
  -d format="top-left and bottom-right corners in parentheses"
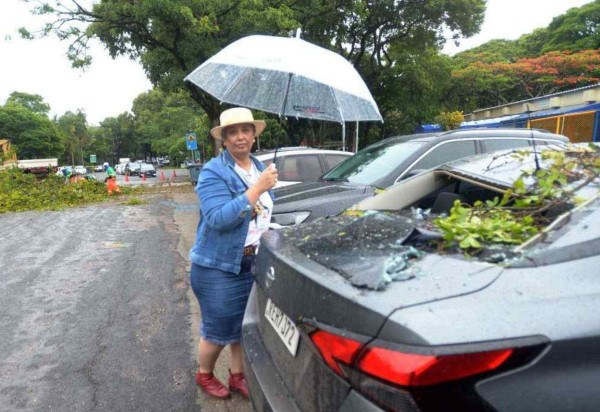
top-left (0, 0), bottom-right (594, 125)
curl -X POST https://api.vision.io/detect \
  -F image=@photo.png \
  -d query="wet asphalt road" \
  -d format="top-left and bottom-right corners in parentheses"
top-left (90, 169), bottom-right (185, 186)
top-left (0, 187), bottom-right (253, 412)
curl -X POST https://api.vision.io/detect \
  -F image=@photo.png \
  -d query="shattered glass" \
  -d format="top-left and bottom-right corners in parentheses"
top-left (290, 212), bottom-right (427, 290)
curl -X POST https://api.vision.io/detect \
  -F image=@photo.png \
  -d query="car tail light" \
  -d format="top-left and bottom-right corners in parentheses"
top-left (310, 329), bottom-right (363, 376)
top-left (310, 330), bottom-right (513, 387)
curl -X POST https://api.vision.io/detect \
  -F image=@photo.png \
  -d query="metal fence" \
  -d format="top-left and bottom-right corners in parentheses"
top-left (529, 110), bottom-right (599, 143)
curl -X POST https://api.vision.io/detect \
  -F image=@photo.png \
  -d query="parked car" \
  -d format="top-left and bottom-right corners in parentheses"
top-left (270, 128), bottom-right (569, 228)
top-left (115, 163), bottom-right (126, 175)
top-left (73, 165), bottom-right (87, 175)
top-left (243, 144), bottom-right (600, 412)
top-left (255, 147), bottom-right (353, 188)
top-left (94, 165), bottom-right (104, 172)
top-left (139, 163), bottom-right (156, 178)
top-left (125, 162), bottom-right (141, 176)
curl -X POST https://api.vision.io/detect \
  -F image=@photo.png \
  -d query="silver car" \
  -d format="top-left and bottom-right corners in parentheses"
top-left (255, 147), bottom-right (353, 188)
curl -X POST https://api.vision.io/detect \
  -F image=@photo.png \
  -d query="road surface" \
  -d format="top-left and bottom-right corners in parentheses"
top-left (0, 186), bottom-right (253, 412)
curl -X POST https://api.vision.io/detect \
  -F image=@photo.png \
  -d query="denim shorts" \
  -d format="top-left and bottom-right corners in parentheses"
top-left (190, 255), bottom-right (255, 345)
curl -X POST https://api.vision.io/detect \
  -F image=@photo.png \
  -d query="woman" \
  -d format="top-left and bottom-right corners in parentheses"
top-left (189, 107), bottom-right (278, 399)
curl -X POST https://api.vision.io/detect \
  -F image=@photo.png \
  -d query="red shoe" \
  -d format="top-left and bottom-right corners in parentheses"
top-left (196, 371), bottom-right (231, 399)
top-left (228, 370), bottom-right (249, 398)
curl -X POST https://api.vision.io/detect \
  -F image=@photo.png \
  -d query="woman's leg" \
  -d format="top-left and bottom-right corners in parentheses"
top-left (229, 342), bottom-right (244, 374)
top-left (198, 338), bottom-right (224, 373)
top-left (228, 342), bottom-right (249, 397)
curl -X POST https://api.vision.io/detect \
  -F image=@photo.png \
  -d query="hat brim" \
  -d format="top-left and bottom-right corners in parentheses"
top-left (210, 120), bottom-right (266, 139)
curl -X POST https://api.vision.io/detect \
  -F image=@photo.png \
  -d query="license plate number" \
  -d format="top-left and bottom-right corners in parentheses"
top-left (264, 298), bottom-right (300, 357)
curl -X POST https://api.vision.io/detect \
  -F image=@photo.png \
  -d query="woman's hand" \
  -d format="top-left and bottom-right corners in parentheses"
top-left (255, 164), bottom-right (279, 193)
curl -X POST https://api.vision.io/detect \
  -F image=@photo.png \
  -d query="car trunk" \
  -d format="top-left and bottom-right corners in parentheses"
top-left (250, 218), bottom-right (503, 411)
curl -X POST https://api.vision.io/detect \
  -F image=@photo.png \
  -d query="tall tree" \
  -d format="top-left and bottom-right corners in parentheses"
top-left (95, 113), bottom-right (138, 164)
top-left (56, 110), bottom-right (88, 165)
top-left (451, 49), bottom-right (600, 109)
top-left (6, 91), bottom-right (51, 115)
top-left (132, 88), bottom-right (207, 161)
top-left (0, 103), bottom-right (62, 159)
top-left (542, 0), bottom-right (600, 53)
top-left (21, 0), bottom-right (485, 144)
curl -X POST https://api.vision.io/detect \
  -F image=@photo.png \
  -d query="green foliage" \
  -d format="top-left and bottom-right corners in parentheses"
top-left (132, 88), bottom-right (207, 161)
top-left (6, 91), bottom-right (51, 115)
top-left (95, 112), bottom-right (138, 163)
top-left (0, 103), bottom-right (62, 159)
top-left (0, 168), bottom-right (109, 213)
top-left (56, 110), bottom-right (88, 165)
top-left (434, 111), bottom-right (464, 131)
top-left (434, 199), bottom-right (538, 249)
top-left (433, 144), bottom-right (600, 251)
top-left (120, 197), bottom-right (147, 206)
top-left (20, 0), bottom-right (486, 143)
top-left (542, 0), bottom-right (600, 53)
top-left (448, 1), bottom-right (600, 109)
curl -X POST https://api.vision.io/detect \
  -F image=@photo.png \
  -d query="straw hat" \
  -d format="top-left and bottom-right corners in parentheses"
top-left (210, 107), bottom-right (266, 139)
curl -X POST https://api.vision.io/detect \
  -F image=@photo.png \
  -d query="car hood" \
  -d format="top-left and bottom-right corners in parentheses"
top-left (272, 181), bottom-right (375, 214)
top-left (255, 211), bottom-right (502, 337)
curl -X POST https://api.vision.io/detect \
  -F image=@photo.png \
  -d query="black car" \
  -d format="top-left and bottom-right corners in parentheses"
top-left (270, 128), bottom-right (569, 228)
top-left (243, 144), bottom-right (600, 411)
top-left (139, 163), bottom-right (156, 178)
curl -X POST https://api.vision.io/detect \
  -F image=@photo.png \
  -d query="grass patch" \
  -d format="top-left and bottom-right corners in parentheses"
top-left (0, 168), bottom-right (141, 213)
top-left (120, 197), bottom-right (148, 206)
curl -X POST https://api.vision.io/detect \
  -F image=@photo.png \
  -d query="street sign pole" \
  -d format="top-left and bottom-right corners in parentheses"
top-left (185, 132), bottom-right (198, 163)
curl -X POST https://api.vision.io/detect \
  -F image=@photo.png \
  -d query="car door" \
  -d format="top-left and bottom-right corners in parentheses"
top-left (397, 139), bottom-right (478, 182)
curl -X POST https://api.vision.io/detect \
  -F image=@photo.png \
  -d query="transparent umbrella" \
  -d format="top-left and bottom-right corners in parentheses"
top-left (185, 33), bottom-right (382, 150)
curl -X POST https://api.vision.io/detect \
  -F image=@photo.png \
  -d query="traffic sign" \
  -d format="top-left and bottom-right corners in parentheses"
top-left (90, 154), bottom-right (97, 163)
top-left (185, 132), bottom-right (198, 150)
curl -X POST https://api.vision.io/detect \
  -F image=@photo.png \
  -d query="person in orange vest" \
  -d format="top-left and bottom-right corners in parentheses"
top-left (105, 164), bottom-right (121, 195)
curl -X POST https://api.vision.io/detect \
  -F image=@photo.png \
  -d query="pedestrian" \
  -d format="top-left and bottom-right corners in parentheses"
top-left (188, 107), bottom-right (278, 399)
top-left (62, 166), bottom-right (72, 182)
top-left (105, 164), bottom-right (121, 195)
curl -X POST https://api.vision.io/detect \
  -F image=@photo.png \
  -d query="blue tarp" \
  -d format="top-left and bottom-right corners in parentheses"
top-left (414, 124), bottom-right (443, 133)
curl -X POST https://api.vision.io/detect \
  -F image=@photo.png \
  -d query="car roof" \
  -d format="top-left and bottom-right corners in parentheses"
top-left (254, 147), bottom-right (353, 159)
top-left (378, 128), bottom-right (569, 148)
top-left (441, 144), bottom-right (594, 191)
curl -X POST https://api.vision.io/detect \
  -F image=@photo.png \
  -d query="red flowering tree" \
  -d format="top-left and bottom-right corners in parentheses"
top-left (450, 49), bottom-right (600, 109)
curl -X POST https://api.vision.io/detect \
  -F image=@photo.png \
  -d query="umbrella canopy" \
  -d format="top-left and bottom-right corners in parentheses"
top-left (185, 35), bottom-right (382, 124)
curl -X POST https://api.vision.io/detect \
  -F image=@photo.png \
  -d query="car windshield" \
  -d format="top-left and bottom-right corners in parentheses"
top-left (141, 164), bottom-right (154, 171)
top-left (322, 141), bottom-right (426, 185)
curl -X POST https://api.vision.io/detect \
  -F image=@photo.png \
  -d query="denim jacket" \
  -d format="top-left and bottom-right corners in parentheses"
top-left (189, 150), bottom-right (274, 273)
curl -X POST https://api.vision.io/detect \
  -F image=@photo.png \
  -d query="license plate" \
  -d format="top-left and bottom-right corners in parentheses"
top-left (264, 298), bottom-right (300, 357)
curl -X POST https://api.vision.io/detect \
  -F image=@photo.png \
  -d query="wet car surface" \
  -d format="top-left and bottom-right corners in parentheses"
top-left (270, 128), bottom-right (569, 228)
top-left (243, 144), bottom-right (600, 411)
